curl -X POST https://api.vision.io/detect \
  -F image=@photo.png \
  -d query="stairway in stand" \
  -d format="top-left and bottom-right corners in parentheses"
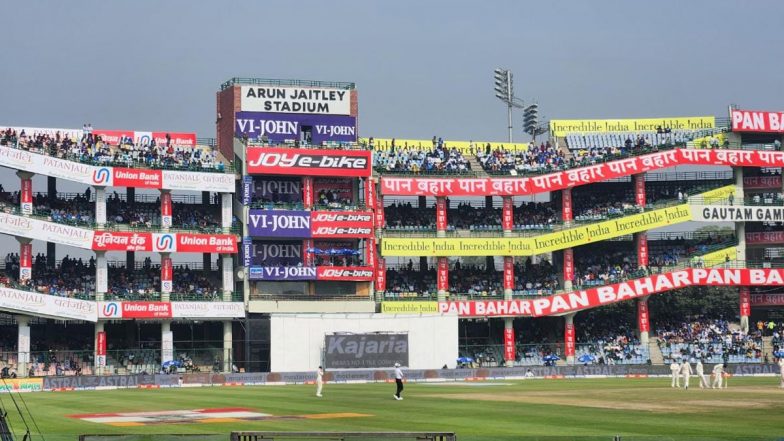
top-left (468, 156), bottom-right (489, 178)
top-left (648, 337), bottom-right (665, 364)
top-left (761, 336), bottom-right (774, 362)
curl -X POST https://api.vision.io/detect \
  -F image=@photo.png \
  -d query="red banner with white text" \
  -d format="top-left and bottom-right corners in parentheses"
top-left (750, 293), bottom-right (784, 306)
top-left (376, 258), bottom-right (387, 291)
top-left (503, 327), bottom-right (515, 362)
top-left (638, 299), bottom-right (650, 333)
top-left (20, 177), bottom-right (32, 214)
top-left (562, 188), bottom-right (572, 222)
top-left (637, 232), bottom-right (649, 267)
top-left (316, 266), bottom-right (374, 281)
top-left (564, 322), bottom-right (575, 357)
top-left (436, 197), bottom-right (447, 231)
top-left (502, 197), bottom-right (514, 231)
top-left (743, 176), bottom-right (782, 190)
top-left (503, 256), bottom-right (514, 290)
top-left (161, 257), bottom-right (173, 293)
top-left (92, 232), bottom-right (152, 251)
top-left (563, 248), bottom-right (574, 283)
top-left (112, 168), bottom-right (162, 188)
top-left (739, 286), bottom-right (751, 317)
top-left (19, 242), bottom-right (32, 281)
top-left (437, 257), bottom-right (449, 292)
top-left (731, 109), bottom-right (784, 133)
top-left (746, 231), bottom-right (784, 245)
top-left (634, 173), bottom-right (646, 206)
top-left (246, 147), bottom-right (372, 177)
top-left (380, 149), bottom-right (784, 196)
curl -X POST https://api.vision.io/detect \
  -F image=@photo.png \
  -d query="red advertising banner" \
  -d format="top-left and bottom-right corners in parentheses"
top-left (365, 178), bottom-right (376, 210)
top-left (562, 188), bottom-right (572, 222)
top-left (310, 211), bottom-right (374, 238)
top-left (120, 301), bottom-right (172, 319)
top-left (96, 331), bottom-right (106, 356)
top-left (743, 175), bottom-right (782, 190)
top-left (176, 233), bottom-right (237, 253)
top-left (316, 266), bottom-right (374, 281)
top-left (746, 231), bottom-right (784, 245)
top-left (19, 242), bottom-right (32, 281)
top-left (302, 176), bottom-right (314, 208)
top-left (375, 196), bottom-right (385, 229)
top-left (152, 132), bottom-right (197, 147)
top-left (502, 197), bottom-right (514, 231)
top-left (161, 191), bottom-right (172, 217)
top-left (437, 257), bottom-right (449, 292)
top-left (739, 286), bottom-right (751, 317)
top-left (750, 293), bottom-right (784, 306)
top-left (376, 258), bottom-right (387, 291)
top-left (634, 173), bottom-right (646, 206)
top-left (92, 232), bottom-right (152, 251)
top-left (112, 168), bottom-right (162, 188)
top-left (731, 109), bottom-right (784, 133)
top-left (246, 147), bottom-right (372, 177)
top-left (92, 129), bottom-right (134, 145)
top-left (638, 299), bottom-right (650, 333)
top-left (93, 130), bottom-right (196, 147)
top-left (437, 268), bottom-right (784, 317)
top-left (503, 256), bottom-right (514, 290)
top-left (563, 248), bottom-right (574, 283)
top-left (380, 149), bottom-right (784, 197)
top-left (503, 327), bottom-right (515, 362)
top-left (436, 197), bottom-right (447, 231)
top-left (303, 239), bottom-right (314, 266)
top-left (637, 232), bottom-right (649, 267)
top-left (366, 238), bottom-right (376, 269)
top-left (20, 177), bottom-right (32, 203)
top-left (564, 322), bottom-right (575, 357)
top-left (161, 257), bottom-right (173, 293)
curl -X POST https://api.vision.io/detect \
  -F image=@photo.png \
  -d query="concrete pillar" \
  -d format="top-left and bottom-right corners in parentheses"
top-left (17, 316), bottom-right (30, 378)
top-left (17, 171), bottom-right (34, 215)
top-left (221, 193), bottom-right (233, 232)
top-left (94, 321), bottom-right (106, 375)
top-left (126, 251), bottom-right (135, 272)
top-left (223, 320), bottom-right (233, 372)
top-left (637, 297), bottom-right (650, 346)
top-left (95, 251), bottom-right (107, 300)
top-left (161, 321), bottom-right (173, 363)
top-left (95, 186), bottom-right (107, 227)
top-left (46, 242), bottom-right (56, 269)
top-left (126, 187), bottom-right (136, 207)
top-left (47, 176), bottom-right (57, 203)
top-left (202, 191), bottom-right (210, 205)
top-left (222, 254), bottom-right (234, 301)
top-left (203, 253), bottom-right (212, 271)
top-left (564, 313), bottom-right (576, 364)
top-left (502, 196), bottom-right (513, 238)
top-left (735, 222), bottom-right (746, 264)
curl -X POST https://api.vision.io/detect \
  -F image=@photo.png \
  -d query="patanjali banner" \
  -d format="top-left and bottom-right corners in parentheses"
top-left (324, 333), bottom-right (409, 369)
top-left (235, 112), bottom-right (357, 144)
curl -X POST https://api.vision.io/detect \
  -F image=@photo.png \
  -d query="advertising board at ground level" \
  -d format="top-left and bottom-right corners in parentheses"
top-left (324, 333), bottom-right (409, 369)
top-left (240, 85), bottom-right (351, 115)
top-left (245, 147), bottom-right (371, 177)
top-left (438, 268), bottom-right (784, 317)
top-left (235, 112), bottom-right (357, 144)
top-left (382, 204), bottom-right (691, 257)
top-left (0, 378), bottom-right (43, 393)
top-left (379, 149), bottom-right (784, 197)
top-left (0, 287), bottom-right (97, 321)
top-left (549, 116), bottom-right (715, 137)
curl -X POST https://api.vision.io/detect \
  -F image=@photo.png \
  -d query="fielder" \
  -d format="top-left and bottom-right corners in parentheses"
top-left (316, 365), bottom-right (324, 397)
top-left (680, 360), bottom-right (693, 389)
top-left (778, 358), bottom-right (784, 389)
top-left (711, 363), bottom-right (724, 389)
top-left (670, 361), bottom-right (681, 388)
top-left (695, 359), bottom-right (709, 389)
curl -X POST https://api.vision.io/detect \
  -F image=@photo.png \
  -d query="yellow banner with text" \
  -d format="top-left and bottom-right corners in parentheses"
top-left (549, 116), bottom-right (715, 137)
top-left (380, 302), bottom-right (440, 314)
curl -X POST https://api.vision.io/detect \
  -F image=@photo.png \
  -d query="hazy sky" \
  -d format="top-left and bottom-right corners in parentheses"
top-left (0, 0), bottom-right (777, 260)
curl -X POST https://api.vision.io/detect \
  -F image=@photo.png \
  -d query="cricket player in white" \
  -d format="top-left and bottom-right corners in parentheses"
top-left (778, 358), bottom-right (784, 389)
top-left (316, 366), bottom-right (324, 397)
top-left (711, 363), bottom-right (724, 389)
top-left (670, 361), bottom-right (681, 388)
top-left (695, 359), bottom-right (709, 389)
top-left (680, 360), bottom-right (693, 389)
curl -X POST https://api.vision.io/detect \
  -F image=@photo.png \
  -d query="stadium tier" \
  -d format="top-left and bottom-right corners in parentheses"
top-left (0, 80), bottom-right (783, 381)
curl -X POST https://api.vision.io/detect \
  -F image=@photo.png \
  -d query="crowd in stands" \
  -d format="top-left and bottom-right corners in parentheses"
top-left (477, 141), bottom-right (567, 174)
top-left (657, 318), bottom-right (764, 363)
top-left (373, 138), bottom-right (471, 173)
top-left (1, 127), bottom-right (224, 171)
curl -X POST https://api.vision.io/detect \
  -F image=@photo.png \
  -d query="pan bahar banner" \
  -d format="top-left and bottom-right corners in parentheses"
top-left (324, 333), bottom-right (409, 369)
top-left (549, 116), bottom-right (715, 137)
top-left (382, 204), bottom-right (692, 257)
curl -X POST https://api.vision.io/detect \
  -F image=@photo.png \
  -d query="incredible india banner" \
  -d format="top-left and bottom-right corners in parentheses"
top-left (549, 116), bottom-right (715, 137)
top-left (381, 204), bottom-right (692, 257)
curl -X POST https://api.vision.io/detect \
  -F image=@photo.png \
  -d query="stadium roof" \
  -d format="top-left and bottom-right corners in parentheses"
top-left (220, 77), bottom-right (356, 91)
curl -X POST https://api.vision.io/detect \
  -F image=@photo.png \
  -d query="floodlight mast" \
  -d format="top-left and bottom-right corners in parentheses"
top-left (493, 68), bottom-right (524, 142)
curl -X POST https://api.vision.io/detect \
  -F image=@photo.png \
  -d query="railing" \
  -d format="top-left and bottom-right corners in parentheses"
top-left (248, 201), bottom-right (370, 211)
top-left (21, 192), bottom-right (210, 205)
top-left (220, 77), bottom-right (355, 90)
top-left (244, 139), bottom-right (366, 150)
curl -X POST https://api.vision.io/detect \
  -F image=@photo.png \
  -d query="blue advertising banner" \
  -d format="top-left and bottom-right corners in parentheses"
top-left (248, 241), bottom-right (302, 266)
top-left (248, 210), bottom-right (311, 238)
top-left (235, 111), bottom-right (357, 144)
top-left (249, 266), bottom-right (316, 281)
top-left (242, 176), bottom-right (253, 206)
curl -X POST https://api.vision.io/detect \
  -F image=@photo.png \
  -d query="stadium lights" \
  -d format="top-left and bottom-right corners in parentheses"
top-left (523, 103), bottom-right (539, 139)
top-left (493, 68), bottom-right (524, 142)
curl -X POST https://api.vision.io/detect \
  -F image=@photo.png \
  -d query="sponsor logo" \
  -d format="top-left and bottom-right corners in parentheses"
top-left (320, 268), bottom-right (374, 278)
top-left (92, 167), bottom-right (111, 185)
top-left (156, 234), bottom-right (175, 252)
top-left (326, 335), bottom-right (408, 358)
top-left (248, 152), bottom-right (367, 170)
top-left (312, 213), bottom-right (372, 222)
top-left (312, 227), bottom-right (373, 236)
top-left (102, 302), bottom-right (121, 318)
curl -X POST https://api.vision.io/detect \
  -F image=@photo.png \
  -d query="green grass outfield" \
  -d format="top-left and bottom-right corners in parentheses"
top-left (3, 377), bottom-right (784, 441)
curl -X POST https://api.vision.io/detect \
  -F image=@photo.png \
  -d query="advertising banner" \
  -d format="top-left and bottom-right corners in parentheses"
top-left (316, 266), bottom-right (374, 281)
top-left (746, 231), bottom-right (784, 245)
top-left (235, 112), bottom-right (357, 144)
top-left (240, 86), bottom-right (352, 115)
top-left (501, 197), bottom-right (513, 231)
top-left (98, 301), bottom-right (172, 319)
top-left (249, 266), bottom-right (316, 281)
top-left (382, 204), bottom-right (692, 257)
top-left (692, 205), bottom-right (784, 222)
top-left (96, 331), bottom-right (107, 357)
top-left (247, 241), bottom-right (303, 266)
top-left (380, 301), bottom-right (438, 314)
top-left (365, 178), bottom-right (376, 210)
top-left (743, 175), bottom-right (782, 190)
top-left (303, 239), bottom-right (314, 267)
top-left (375, 196), bottom-right (385, 229)
top-left (161, 257), bottom-right (173, 293)
top-left (437, 268), bottom-right (784, 317)
top-left (750, 293), bottom-right (784, 306)
top-left (248, 210), bottom-right (374, 238)
top-left (161, 191), bottom-right (172, 228)
top-left (379, 149), bottom-right (784, 197)
top-left (436, 197), bottom-right (447, 231)
top-left (740, 286), bottom-right (751, 317)
top-left (637, 232), bottom-right (649, 267)
top-left (162, 331), bottom-right (174, 363)
top-left (731, 109), bottom-right (784, 133)
top-left (549, 116), bottom-right (715, 137)
top-left (324, 333), bottom-right (409, 369)
top-left (564, 323), bottom-right (575, 357)
top-left (0, 287), bottom-right (97, 321)
top-left (376, 258), bottom-right (386, 291)
top-left (366, 238), bottom-right (376, 270)
top-left (170, 302), bottom-right (245, 318)
top-left (0, 378), bottom-right (43, 393)
top-left (20, 177), bottom-right (32, 214)
top-left (638, 299), bottom-right (650, 333)
top-left (437, 258), bottom-right (449, 291)
top-left (561, 187), bottom-right (572, 222)
top-left (242, 176), bottom-right (253, 205)
top-left (19, 242), bottom-right (32, 281)
top-left (0, 212), bottom-right (94, 250)
top-left (112, 168), bottom-right (162, 188)
top-left (246, 147), bottom-right (371, 177)
top-left (634, 174), bottom-right (646, 206)
top-left (161, 170), bottom-right (235, 193)
top-left (93, 232), bottom-right (152, 251)
top-left (503, 256), bottom-right (514, 290)
top-left (503, 327), bottom-right (515, 362)
top-left (93, 129), bottom-right (197, 147)
top-left (173, 233), bottom-right (237, 253)
top-left (563, 248), bottom-right (574, 283)
top-left (252, 176), bottom-right (302, 204)
top-left (302, 176), bottom-right (313, 207)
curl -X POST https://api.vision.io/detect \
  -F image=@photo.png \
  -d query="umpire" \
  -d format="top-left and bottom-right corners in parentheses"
top-left (393, 362), bottom-right (404, 400)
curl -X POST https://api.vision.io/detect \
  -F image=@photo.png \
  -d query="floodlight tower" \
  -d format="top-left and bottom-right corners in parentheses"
top-left (493, 68), bottom-right (524, 142)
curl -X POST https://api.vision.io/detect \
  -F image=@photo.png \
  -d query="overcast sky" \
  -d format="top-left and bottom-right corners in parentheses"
top-left (0, 0), bottom-right (778, 260)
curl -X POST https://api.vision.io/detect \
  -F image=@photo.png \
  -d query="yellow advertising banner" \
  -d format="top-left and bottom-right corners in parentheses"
top-left (381, 204), bottom-right (692, 257)
top-left (381, 301), bottom-right (439, 314)
top-left (0, 378), bottom-right (43, 393)
top-left (549, 116), bottom-right (715, 137)
top-left (693, 246), bottom-right (738, 267)
top-left (694, 185), bottom-right (736, 205)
